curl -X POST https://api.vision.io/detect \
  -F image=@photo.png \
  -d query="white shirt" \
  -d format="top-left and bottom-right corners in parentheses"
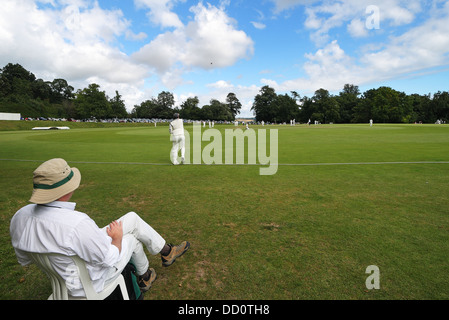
top-left (10, 201), bottom-right (123, 297)
top-left (169, 118), bottom-right (184, 136)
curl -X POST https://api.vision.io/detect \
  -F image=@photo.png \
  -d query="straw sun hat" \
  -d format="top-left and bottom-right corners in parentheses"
top-left (29, 158), bottom-right (81, 204)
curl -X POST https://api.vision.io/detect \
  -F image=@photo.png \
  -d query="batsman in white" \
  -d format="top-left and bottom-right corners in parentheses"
top-left (169, 113), bottom-right (186, 165)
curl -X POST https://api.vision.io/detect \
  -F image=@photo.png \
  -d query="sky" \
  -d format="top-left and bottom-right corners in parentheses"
top-left (1, 0), bottom-right (449, 118)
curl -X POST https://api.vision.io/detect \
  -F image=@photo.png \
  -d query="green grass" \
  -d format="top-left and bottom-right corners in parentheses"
top-left (1, 122), bottom-right (449, 300)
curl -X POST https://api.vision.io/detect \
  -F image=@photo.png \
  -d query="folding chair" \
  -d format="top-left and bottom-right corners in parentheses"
top-left (28, 253), bottom-right (129, 300)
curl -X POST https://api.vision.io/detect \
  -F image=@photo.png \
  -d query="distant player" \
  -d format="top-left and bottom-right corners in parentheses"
top-left (169, 113), bottom-right (185, 165)
top-left (370, 119), bottom-right (373, 127)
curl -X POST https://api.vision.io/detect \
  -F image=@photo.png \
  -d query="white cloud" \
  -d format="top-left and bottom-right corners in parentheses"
top-left (0, 0), bottom-right (153, 111)
top-left (2, 0), bottom-right (447, 118)
top-left (132, 2), bottom-right (254, 87)
top-left (183, 3), bottom-right (254, 68)
top-left (126, 30), bottom-right (148, 41)
top-left (134, 0), bottom-right (183, 28)
top-left (272, 40), bottom-right (364, 94)
top-left (207, 80), bottom-right (234, 90)
top-left (133, 30), bottom-right (186, 75)
top-left (0, 1), bottom-right (145, 80)
top-left (177, 0), bottom-right (449, 116)
top-left (381, 3), bottom-right (417, 26)
top-left (347, 18), bottom-right (368, 38)
top-left (259, 1), bottom-right (449, 96)
top-left (361, 6), bottom-right (449, 77)
top-left (304, 7), bottom-right (322, 29)
top-left (251, 21), bottom-right (267, 30)
top-left (276, 0), bottom-right (424, 45)
top-left (0, 0), bottom-right (255, 113)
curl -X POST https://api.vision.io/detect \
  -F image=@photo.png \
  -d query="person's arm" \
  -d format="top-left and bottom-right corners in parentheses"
top-left (106, 220), bottom-right (123, 253)
top-left (72, 217), bottom-right (121, 267)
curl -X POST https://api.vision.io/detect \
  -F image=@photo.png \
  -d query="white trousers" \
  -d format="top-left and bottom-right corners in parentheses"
top-left (102, 212), bottom-right (166, 283)
top-left (171, 134), bottom-right (185, 164)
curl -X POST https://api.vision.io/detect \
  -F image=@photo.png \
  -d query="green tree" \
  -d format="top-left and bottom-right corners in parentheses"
top-left (432, 91), bottom-right (449, 122)
top-left (74, 83), bottom-right (111, 119)
top-left (311, 88), bottom-right (340, 123)
top-left (226, 92), bottom-right (242, 119)
top-left (372, 87), bottom-right (409, 123)
top-left (0, 64), bottom-right (77, 118)
top-left (276, 93), bottom-right (299, 123)
top-left (110, 91), bottom-right (128, 118)
top-left (337, 84), bottom-right (360, 123)
top-left (201, 99), bottom-right (233, 121)
top-left (32, 79), bottom-right (52, 101)
top-left (132, 99), bottom-right (158, 118)
top-left (354, 87), bottom-right (412, 123)
top-left (180, 96), bottom-right (201, 120)
top-left (407, 93), bottom-right (428, 123)
top-left (353, 89), bottom-right (375, 123)
top-left (50, 79), bottom-right (74, 103)
top-left (251, 85), bottom-right (278, 122)
top-left (0, 63), bottom-right (36, 101)
top-left (298, 96), bottom-right (314, 123)
top-left (156, 91), bottom-right (175, 118)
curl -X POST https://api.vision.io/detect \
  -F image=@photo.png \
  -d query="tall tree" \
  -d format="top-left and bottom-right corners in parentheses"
top-left (74, 83), bottom-right (111, 119)
top-left (298, 96), bottom-right (314, 123)
top-left (276, 93), bottom-right (299, 123)
top-left (226, 92), bottom-right (242, 119)
top-left (372, 87), bottom-right (407, 123)
top-left (50, 79), bottom-right (74, 103)
top-left (251, 85), bottom-right (278, 122)
top-left (32, 79), bottom-right (52, 101)
top-left (132, 99), bottom-right (158, 118)
top-left (180, 96), bottom-right (201, 120)
top-left (110, 91), bottom-right (128, 118)
top-left (0, 63), bottom-right (36, 99)
top-left (432, 91), bottom-right (449, 122)
top-left (312, 88), bottom-right (340, 123)
top-left (157, 91), bottom-right (175, 118)
top-left (337, 84), bottom-right (360, 123)
top-left (201, 99), bottom-right (233, 121)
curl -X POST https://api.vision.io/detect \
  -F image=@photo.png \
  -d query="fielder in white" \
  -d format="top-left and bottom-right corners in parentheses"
top-left (169, 113), bottom-right (186, 165)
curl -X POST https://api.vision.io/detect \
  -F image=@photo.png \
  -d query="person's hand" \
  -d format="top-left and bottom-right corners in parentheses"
top-left (107, 220), bottom-right (123, 253)
top-left (107, 220), bottom-right (123, 238)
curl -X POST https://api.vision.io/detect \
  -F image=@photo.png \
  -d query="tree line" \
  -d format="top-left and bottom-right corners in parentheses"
top-left (132, 92), bottom-right (242, 121)
top-left (0, 63), bottom-right (128, 120)
top-left (1, 63), bottom-right (448, 123)
top-left (252, 84), bottom-right (449, 124)
top-left (0, 63), bottom-right (242, 121)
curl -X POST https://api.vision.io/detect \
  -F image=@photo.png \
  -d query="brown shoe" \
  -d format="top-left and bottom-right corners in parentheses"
top-left (161, 241), bottom-right (190, 267)
top-left (138, 268), bottom-right (157, 292)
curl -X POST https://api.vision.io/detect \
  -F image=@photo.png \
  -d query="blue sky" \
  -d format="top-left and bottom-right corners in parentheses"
top-left (1, 0), bottom-right (449, 117)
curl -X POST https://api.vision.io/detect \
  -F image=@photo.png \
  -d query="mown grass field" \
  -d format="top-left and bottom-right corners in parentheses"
top-left (1, 121), bottom-right (448, 300)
